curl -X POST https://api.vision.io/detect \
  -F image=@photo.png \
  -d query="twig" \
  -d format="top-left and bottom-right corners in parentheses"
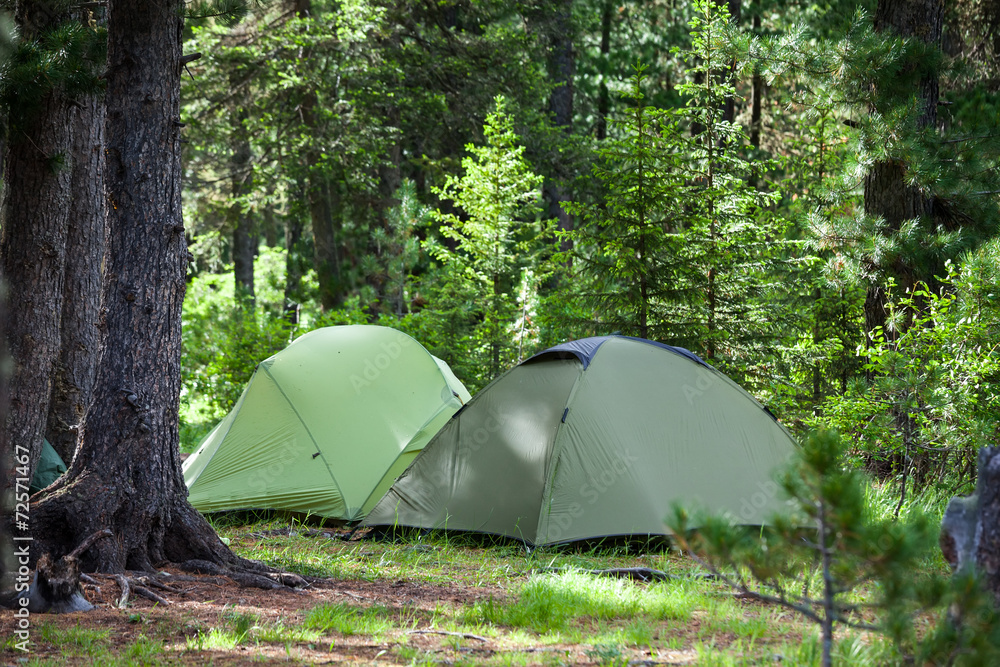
top-left (407, 630), bottom-right (489, 642)
top-left (132, 585), bottom-right (171, 606)
top-left (336, 590), bottom-right (370, 602)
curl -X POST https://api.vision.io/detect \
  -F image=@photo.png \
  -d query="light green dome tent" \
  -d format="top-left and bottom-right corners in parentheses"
top-left (363, 335), bottom-right (798, 545)
top-left (182, 325), bottom-right (471, 521)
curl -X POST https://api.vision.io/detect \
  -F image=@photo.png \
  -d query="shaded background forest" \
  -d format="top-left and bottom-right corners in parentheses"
top-left (0, 0), bottom-right (982, 505)
top-left (175, 0), bottom-right (1000, 503)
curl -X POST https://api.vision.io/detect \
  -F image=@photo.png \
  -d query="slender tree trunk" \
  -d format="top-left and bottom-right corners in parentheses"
top-left (31, 0), bottom-right (251, 573)
top-left (293, 0), bottom-right (343, 312)
top-left (0, 59), bottom-right (74, 484)
top-left (284, 178), bottom-right (307, 321)
top-left (596, 0), bottom-right (612, 141)
top-left (45, 91), bottom-right (107, 468)
top-left (371, 103), bottom-right (402, 316)
top-left (230, 71), bottom-right (255, 306)
top-left (543, 0), bottom-right (574, 252)
top-left (721, 0), bottom-right (741, 127)
top-left (749, 12), bottom-right (762, 149)
top-left (311, 175), bottom-right (343, 312)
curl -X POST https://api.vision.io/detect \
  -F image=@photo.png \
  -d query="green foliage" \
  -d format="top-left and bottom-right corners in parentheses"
top-left (562, 0), bottom-right (787, 391)
top-left (367, 179), bottom-right (429, 317)
top-left (304, 602), bottom-right (398, 636)
top-left (669, 430), bottom-right (941, 667)
top-left (670, 428), bottom-right (1000, 665)
top-left (668, 0), bottom-right (787, 382)
top-left (561, 63), bottom-right (685, 341)
top-left (424, 95), bottom-right (550, 388)
top-left (817, 261), bottom-right (1000, 493)
top-left (182, 246), bottom-right (298, 417)
top-left (0, 9), bottom-right (105, 134)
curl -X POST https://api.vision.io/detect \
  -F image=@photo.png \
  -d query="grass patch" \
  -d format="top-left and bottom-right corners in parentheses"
top-left (304, 602), bottom-right (414, 637)
top-left (36, 623), bottom-right (110, 656)
top-left (463, 568), bottom-right (699, 632)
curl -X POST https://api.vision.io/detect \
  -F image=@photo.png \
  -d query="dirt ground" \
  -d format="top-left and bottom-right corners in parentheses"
top-left (0, 564), bottom-right (695, 665)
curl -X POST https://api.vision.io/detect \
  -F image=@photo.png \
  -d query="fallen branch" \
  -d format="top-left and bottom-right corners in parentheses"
top-left (408, 629), bottom-right (489, 642)
top-left (132, 585), bottom-right (171, 606)
top-left (532, 566), bottom-right (676, 582)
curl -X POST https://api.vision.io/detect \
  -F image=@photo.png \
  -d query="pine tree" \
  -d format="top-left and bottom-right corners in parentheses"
top-left (670, 0), bottom-right (786, 382)
top-left (561, 63), bottom-right (687, 341)
top-left (425, 96), bottom-right (548, 387)
top-left (669, 430), bottom-right (939, 667)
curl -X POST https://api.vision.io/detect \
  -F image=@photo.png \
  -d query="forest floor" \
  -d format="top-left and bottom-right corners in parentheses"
top-left (0, 521), bottom-right (910, 666)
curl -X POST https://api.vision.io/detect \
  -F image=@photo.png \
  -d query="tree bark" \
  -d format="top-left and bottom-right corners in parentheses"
top-left (596, 0), bottom-right (611, 141)
top-left (0, 32), bottom-right (74, 484)
top-left (45, 92), bottom-right (107, 468)
top-left (228, 39), bottom-right (255, 306)
top-left (30, 0), bottom-right (257, 574)
top-left (941, 448), bottom-right (1000, 604)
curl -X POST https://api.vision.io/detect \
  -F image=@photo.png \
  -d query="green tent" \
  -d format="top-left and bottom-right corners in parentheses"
top-left (363, 335), bottom-right (798, 545)
top-left (30, 439), bottom-right (67, 494)
top-left (182, 325), bottom-right (471, 521)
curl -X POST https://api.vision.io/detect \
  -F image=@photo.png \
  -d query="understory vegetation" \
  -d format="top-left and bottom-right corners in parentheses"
top-left (4, 489), bottom-right (955, 665)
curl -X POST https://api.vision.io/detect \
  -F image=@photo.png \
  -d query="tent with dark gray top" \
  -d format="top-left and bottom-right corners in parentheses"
top-left (363, 335), bottom-right (798, 545)
top-left (182, 325), bottom-right (471, 521)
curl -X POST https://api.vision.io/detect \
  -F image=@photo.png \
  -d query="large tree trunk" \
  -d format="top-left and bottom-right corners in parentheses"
top-left (862, 0), bottom-right (943, 337)
top-left (45, 92), bottom-right (107, 468)
top-left (30, 0), bottom-right (254, 574)
top-left (0, 2), bottom-right (76, 484)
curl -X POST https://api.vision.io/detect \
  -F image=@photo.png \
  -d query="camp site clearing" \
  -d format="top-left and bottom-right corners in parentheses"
top-left (0, 521), bottom-right (883, 665)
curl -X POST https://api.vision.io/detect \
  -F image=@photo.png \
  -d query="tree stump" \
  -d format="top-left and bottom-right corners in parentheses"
top-left (26, 529), bottom-right (110, 613)
top-left (940, 446), bottom-right (1000, 602)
